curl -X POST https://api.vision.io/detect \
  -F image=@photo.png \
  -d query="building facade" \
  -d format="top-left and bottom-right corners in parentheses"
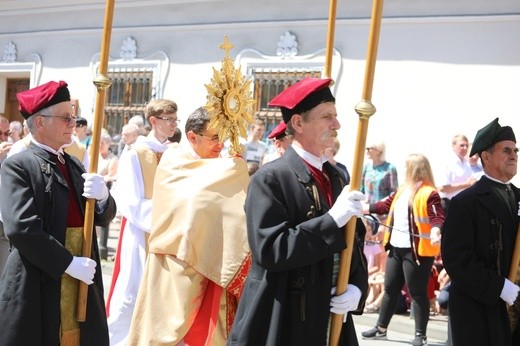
top-left (1, 0), bottom-right (519, 183)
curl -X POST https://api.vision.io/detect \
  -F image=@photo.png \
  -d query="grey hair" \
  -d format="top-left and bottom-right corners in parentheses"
top-left (100, 130), bottom-right (112, 144)
top-left (366, 140), bottom-right (386, 162)
top-left (9, 120), bottom-right (23, 133)
top-left (122, 123), bottom-right (140, 135)
top-left (26, 103), bottom-right (60, 134)
top-left (37, 103), bottom-right (59, 117)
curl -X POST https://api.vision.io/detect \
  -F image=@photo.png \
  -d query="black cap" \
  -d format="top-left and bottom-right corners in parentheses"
top-left (470, 117), bottom-right (516, 157)
top-left (75, 117), bottom-right (88, 127)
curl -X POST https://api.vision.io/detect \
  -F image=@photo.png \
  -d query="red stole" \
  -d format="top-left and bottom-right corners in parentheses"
top-left (106, 216), bottom-right (126, 316)
top-left (54, 155), bottom-right (83, 227)
top-left (184, 281), bottom-right (222, 346)
top-left (304, 162), bottom-right (333, 207)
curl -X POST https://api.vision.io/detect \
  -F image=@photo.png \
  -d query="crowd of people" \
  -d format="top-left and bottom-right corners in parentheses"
top-left (0, 77), bottom-right (519, 346)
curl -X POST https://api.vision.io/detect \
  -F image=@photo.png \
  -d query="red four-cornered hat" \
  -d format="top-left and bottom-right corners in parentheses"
top-left (268, 77), bottom-right (335, 123)
top-left (17, 80), bottom-right (70, 119)
top-left (268, 121), bottom-right (287, 140)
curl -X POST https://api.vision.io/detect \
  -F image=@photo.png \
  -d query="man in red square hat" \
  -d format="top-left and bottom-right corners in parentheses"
top-left (262, 120), bottom-right (293, 164)
top-left (229, 77), bottom-right (368, 345)
top-left (0, 80), bottom-right (116, 345)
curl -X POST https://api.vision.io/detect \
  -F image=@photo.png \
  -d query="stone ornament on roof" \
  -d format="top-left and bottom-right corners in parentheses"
top-left (3, 41), bottom-right (16, 63)
top-left (276, 31), bottom-right (298, 59)
top-left (120, 37), bottom-right (137, 61)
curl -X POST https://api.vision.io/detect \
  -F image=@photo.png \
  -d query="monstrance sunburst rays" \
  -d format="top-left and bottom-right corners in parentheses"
top-left (204, 35), bottom-right (255, 156)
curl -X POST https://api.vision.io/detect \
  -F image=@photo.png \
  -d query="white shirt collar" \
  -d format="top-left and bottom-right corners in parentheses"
top-left (135, 134), bottom-right (169, 153)
top-left (31, 138), bottom-right (65, 156)
top-left (484, 173), bottom-right (511, 185)
top-left (292, 144), bottom-right (325, 171)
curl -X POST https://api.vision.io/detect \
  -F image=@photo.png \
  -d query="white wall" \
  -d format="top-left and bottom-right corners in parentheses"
top-left (0, 0), bottom-right (519, 185)
top-left (330, 15), bottom-right (520, 185)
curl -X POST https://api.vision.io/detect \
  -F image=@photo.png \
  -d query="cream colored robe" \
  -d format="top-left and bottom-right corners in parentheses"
top-left (128, 144), bottom-right (250, 346)
top-left (108, 135), bottom-right (168, 345)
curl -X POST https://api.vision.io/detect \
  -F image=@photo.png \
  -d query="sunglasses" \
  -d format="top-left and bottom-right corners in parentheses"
top-left (40, 114), bottom-right (78, 124)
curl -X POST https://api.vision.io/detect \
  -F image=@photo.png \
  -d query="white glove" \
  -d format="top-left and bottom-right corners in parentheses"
top-left (82, 173), bottom-right (109, 202)
top-left (430, 227), bottom-right (442, 245)
top-left (500, 278), bottom-right (520, 306)
top-left (328, 190), bottom-right (364, 227)
top-left (65, 256), bottom-right (97, 285)
top-left (330, 284), bottom-right (362, 322)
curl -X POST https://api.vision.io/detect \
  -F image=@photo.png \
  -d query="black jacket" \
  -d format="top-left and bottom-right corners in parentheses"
top-left (229, 146), bottom-right (368, 346)
top-left (0, 143), bottom-right (116, 345)
top-left (442, 175), bottom-right (520, 346)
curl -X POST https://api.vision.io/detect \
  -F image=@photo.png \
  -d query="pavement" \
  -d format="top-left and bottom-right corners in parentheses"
top-left (101, 218), bottom-right (449, 345)
top-left (354, 313), bottom-right (448, 345)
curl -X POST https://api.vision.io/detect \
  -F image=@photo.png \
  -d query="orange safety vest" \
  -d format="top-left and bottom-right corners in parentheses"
top-left (384, 184), bottom-right (440, 257)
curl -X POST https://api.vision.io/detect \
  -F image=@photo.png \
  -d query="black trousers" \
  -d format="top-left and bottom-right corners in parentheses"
top-left (376, 247), bottom-right (434, 335)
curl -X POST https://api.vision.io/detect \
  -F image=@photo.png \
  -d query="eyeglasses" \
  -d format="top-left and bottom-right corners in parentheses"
top-left (155, 116), bottom-right (180, 125)
top-left (366, 147), bottom-right (375, 152)
top-left (1, 130), bottom-right (10, 137)
top-left (40, 114), bottom-right (77, 124)
top-left (196, 133), bottom-right (220, 143)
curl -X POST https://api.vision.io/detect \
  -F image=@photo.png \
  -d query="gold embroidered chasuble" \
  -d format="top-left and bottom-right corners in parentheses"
top-left (129, 144), bottom-right (250, 345)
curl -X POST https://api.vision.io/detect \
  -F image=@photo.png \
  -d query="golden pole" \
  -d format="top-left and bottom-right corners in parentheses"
top-left (507, 225), bottom-right (520, 330)
top-left (77, 0), bottom-right (115, 322)
top-left (508, 227), bottom-right (520, 282)
top-left (328, 0), bottom-right (385, 344)
top-left (324, 0), bottom-right (338, 78)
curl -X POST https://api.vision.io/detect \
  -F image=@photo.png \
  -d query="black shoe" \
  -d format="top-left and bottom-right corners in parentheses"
top-left (361, 326), bottom-right (387, 340)
top-left (411, 333), bottom-right (427, 346)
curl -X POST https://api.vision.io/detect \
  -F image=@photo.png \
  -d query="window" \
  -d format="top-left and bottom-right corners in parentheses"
top-left (104, 68), bottom-right (153, 136)
top-left (252, 68), bottom-right (322, 138)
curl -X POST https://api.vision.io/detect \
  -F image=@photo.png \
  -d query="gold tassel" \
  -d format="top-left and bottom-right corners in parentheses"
top-left (60, 328), bottom-right (81, 346)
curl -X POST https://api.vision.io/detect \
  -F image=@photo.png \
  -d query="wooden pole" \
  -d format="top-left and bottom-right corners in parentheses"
top-left (508, 225), bottom-right (520, 282)
top-left (507, 224), bottom-right (520, 329)
top-left (324, 0), bottom-right (338, 78)
top-left (77, 0), bottom-right (115, 322)
top-left (328, 0), bottom-right (385, 344)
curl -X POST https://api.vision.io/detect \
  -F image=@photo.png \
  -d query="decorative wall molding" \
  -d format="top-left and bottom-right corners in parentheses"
top-left (90, 37), bottom-right (170, 101)
top-left (276, 31), bottom-right (299, 59)
top-left (120, 36), bottom-right (137, 61)
top-left (236, 32), bottom-right (342, 93)
top-left (3, 41), bottom-right (16, 63)
top-left (0, 0), bottom-right (223, 16)
top-left (0, 41), bottom-right (42, 86)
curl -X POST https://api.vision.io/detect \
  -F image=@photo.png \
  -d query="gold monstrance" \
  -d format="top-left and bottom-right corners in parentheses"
top-left (205, 36), bottom-right (255, 156)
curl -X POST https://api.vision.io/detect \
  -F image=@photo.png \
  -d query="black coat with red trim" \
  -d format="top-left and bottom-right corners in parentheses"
top-left (228, 146), bottom-right (368, 346)
top-left (0, 143), bottom-right (116, 346)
